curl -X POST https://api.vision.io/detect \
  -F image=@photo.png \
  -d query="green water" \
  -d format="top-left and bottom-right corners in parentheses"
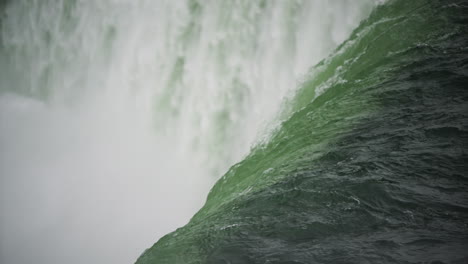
top-left (136, 0), bottom-right (468, 263)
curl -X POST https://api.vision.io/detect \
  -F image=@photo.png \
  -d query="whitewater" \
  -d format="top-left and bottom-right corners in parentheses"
top-left (0, 1), bottom-right (379, 264)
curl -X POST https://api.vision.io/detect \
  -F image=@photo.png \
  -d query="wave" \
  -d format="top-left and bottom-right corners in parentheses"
top-left (136, 0), bottom-right (468, 263)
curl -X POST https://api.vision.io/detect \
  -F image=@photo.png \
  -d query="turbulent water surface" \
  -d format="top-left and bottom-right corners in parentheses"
top-left (1, 0), bottom-right (468, 264)
top-left (137, 0), bottom-right (468, 263)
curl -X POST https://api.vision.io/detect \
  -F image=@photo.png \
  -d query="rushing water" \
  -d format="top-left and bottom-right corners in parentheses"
top-left (137, 0), bottom-right (468, 263)
top-left (0, 1), bottom-right (378, 264)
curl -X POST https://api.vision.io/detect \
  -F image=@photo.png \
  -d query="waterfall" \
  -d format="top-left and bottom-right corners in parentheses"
top-left (0, 1), bottom-right (377, 263)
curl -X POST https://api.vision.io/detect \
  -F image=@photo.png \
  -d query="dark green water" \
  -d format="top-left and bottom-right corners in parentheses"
top-left (137, 0), bottom-right (468, 263)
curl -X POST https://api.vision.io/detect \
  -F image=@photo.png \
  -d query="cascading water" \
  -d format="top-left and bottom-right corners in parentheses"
top-left (0, 1), bottom-right (378, 264)
top-left (136, 0), bottom-right (468, 263)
